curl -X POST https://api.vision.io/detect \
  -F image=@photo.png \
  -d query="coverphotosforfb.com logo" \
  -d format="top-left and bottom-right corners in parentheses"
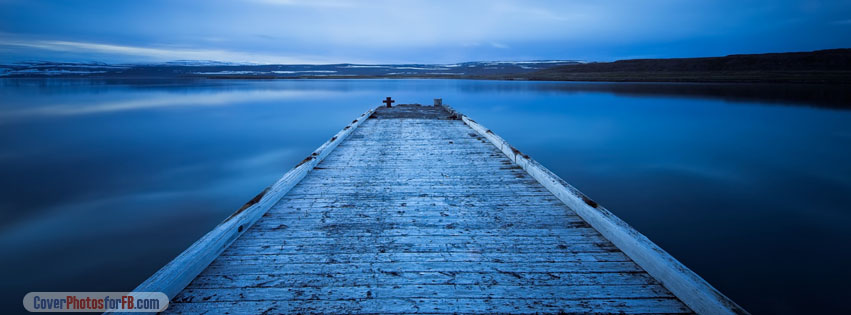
top-left (23, 292), bottom-right (168, 312)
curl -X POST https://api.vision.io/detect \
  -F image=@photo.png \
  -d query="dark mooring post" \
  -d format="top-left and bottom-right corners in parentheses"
top-left (434, 98), bottom-right (442, 106)
top-left (383, 97), bottom-right (395, 108)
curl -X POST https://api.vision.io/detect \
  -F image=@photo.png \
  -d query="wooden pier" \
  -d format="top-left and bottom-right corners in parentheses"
top-left (133, 102), bottom-right (746, 314)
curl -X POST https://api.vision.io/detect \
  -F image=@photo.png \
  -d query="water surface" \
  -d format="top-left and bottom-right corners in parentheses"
top-left (1, 79), bottom-right (849, 314)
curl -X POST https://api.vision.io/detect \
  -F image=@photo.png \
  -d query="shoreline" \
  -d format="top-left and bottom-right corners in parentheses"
top-left (3, 72), bottom-right (849, 84)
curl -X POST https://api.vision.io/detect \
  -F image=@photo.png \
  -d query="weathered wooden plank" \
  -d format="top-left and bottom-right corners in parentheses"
top-left (255, 212), bottom-right (584, 223)
top-left (266, 201), bottom-right (569, 210)
top-left (249, 217), bottom-right (588, 230)
top-left (219, 243), bottom-right (619, 256)
top-left (174, 284), bottom-right (675, 302)
top-left (188, 271), bottom-right (659, 289)
top-left (256, 213), bottom-right (579, 223)
top-left (250, 221), bottom-right (594, 231)
top-left (229, 235), bottom-right (608, 247)
top-left (240, 227), bottom-right (599, 238)
top-left (208, 252), bottom-right (631, 265)
top-left (198, 261), bottom-right (645, 276)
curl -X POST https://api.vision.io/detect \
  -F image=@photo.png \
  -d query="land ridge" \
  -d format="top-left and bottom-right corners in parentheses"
top-left (2, 49), bottom-right (849, 83)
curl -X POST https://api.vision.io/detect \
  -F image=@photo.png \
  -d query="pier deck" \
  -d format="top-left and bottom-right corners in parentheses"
top-left (136, 104), bottom-right (745, 314)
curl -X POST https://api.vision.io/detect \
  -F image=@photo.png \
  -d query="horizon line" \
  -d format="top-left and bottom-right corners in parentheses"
top-left (2, 48), bottom-right (848, 67)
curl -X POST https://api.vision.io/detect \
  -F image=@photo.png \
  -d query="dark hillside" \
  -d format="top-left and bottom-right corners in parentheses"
top-left (526, 49), bottom-right (851, 83)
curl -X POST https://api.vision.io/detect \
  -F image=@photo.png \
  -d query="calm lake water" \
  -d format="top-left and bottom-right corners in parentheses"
top-left (1, 79), bottom-right (850, 314)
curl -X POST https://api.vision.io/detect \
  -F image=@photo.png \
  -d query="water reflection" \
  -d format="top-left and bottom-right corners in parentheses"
top-left (454, 81), bottom-right (851, 108)
top-left (0, 79), bottom-right (849, 314)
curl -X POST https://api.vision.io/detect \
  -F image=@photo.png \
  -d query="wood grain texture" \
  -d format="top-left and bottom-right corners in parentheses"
top-left (127, 107), bottom-right (376, 312)
top-left (166, 105), bottom-right (694, 314)
top-left (442, 104), bottom-right (747, 315)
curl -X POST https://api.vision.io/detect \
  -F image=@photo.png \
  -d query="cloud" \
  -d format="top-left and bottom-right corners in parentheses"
top-left (249, 0), bottom-right (355, 8)
top-left (490, 42), bottom-right (509, 49)
top-left (0, 38), bottom-right (349, 64)
top-left (1, 0), bottom-right (849, 63)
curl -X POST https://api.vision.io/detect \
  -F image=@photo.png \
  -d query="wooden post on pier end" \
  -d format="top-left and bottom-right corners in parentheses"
top-left (383, 97), bottom-right (395, 107)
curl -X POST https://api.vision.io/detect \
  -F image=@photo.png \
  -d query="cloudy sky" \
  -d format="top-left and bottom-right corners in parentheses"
top-left (1, 0), bottom-right (850, 64)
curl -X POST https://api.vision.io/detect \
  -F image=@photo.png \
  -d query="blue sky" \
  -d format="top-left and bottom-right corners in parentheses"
top-left (1, 0), bottom-right (850, 64)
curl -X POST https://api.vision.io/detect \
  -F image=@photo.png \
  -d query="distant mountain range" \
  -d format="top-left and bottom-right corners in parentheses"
top-left (2, 49), bottom-right (849, 83)
top-left (0, 60), bottom-right (582, 79)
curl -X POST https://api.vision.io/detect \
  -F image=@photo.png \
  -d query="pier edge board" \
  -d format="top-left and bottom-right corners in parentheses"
top-left (440, 104), bottom-right (748, 315)
top-left (125, 106), bottom-right (378, 307)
